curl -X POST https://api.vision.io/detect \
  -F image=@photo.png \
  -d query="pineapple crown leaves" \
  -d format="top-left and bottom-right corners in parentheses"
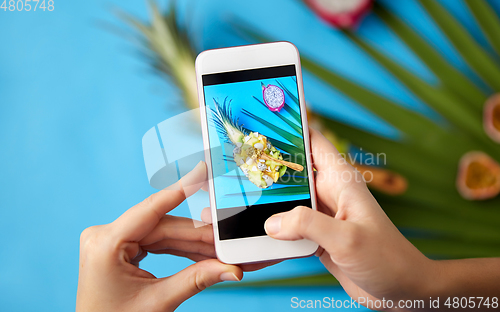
top-left (118, 0), bottom-right (199, 110)
top-left (210, 97), bottom-right (247, 144)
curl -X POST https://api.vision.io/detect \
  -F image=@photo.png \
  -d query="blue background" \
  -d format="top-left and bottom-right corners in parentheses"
top-left (205, 76), bottom-right (310, 209)
top-left (1, 0), bottom-right (498, 311)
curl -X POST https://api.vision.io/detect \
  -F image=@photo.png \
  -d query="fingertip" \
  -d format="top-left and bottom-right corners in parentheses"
top-left (200, 207), bottom-right (212, 224)
top-left (195, 160), bottom-right (207, 172)
top-left (220, 272), bottom-right (240, 282)
top-left (264, 213), bottom-right (283, 236)
top-left (168, 161), bottom-right (208, 196)
top-left (220, 265), bottom-right (243, 282)
top-left (188, 161), bottom-right (207, 182)
top-left (232, 266), bottom-right (244, 281)
top-left (204, 259), bottom-right (243, 282)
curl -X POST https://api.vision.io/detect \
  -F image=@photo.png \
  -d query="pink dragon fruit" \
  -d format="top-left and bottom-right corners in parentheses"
top-left (304, 0), bottom-right (373, 29)
top-left (262, 82), bottom-right (285, 112)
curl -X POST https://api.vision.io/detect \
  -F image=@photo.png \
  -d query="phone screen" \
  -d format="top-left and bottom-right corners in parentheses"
top-left (202, 65), bottom-right (312, 240)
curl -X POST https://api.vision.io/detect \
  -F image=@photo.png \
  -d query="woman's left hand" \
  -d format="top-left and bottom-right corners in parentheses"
top-left (76, 162), bottom-right (242, 312)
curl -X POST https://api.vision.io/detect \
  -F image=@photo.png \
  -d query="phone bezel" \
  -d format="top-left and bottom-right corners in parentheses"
top-left (195, 42), bottom-right (318, 264)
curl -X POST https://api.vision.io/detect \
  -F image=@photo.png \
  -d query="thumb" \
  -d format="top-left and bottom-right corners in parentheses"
top-left (153, 259), bottom-right (243, 311)
top-left (265, 206), bottom-right (347, 251)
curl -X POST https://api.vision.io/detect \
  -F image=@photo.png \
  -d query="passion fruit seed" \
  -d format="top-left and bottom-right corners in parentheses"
top-left (465, 162), bottom-right (497, 189)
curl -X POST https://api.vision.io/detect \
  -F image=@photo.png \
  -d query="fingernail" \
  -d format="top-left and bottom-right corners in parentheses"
top-left (220, 272), bottom-right (240, 282)
top-left (265, 215), bottom-right (282, 235)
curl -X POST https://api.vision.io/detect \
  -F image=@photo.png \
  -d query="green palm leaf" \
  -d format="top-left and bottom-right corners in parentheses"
top-left (379, 184), bottom-right (500, 227)
top-left (464, 0), bottom-right (500, 57)
top-left (276, 79), bottom-right (299, 108)
top-left (344, 31), bottom-right (500, 159)
top-left (282, 103), bottom-right (302, 126)
top-left (417, 0), bottom-right (500, 90)
top-left (220, 160), bottom-right (309, 186)
top-left (382, 201), bottom-right (500, 243)
top-left (300, 56), bottom-right (476, 162)
top-left (252, 96), bottom-right (303, 135)
top-left (275, 79), bottom-right (302, 123)
top-left (223, 229), bottom-right (500, 287)
top-left (269, 139), bottom-right (306, 160)
top-left (319, 118), bottom-right (457, 187)
top-left (372, 3), bottom-right (487, 111)
top-left (214, 274), bottom-right (339, 289)
top-left (227, 185), bottom-right (310, 197)
top-left (242, 109), bottom-right (304, 147)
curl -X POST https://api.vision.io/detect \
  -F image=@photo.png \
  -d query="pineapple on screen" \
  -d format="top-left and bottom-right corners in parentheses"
top-left (211, 98), bottom-right (290, 189)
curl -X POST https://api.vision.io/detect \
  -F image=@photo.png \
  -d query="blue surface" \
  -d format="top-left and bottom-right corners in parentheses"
top-left (0, 0), bottom-right (491, 311)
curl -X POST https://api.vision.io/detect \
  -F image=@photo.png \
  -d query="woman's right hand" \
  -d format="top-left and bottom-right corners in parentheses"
top-left (265, 128), bottom-right (434, 310)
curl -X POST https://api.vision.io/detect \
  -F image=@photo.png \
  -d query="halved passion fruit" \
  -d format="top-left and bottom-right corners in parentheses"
top-left (484, 93), bottom-right (500, 143)
top-left (456, 151), bottom-right (500, 200)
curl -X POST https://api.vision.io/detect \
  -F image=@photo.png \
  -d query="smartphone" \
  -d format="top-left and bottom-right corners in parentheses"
top-left (195, 42), bottom-right (318, 264)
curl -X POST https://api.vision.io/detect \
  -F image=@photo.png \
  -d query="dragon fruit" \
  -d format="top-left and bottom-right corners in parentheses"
top-left (304, 0), bottom-right (373, 29)
top-left (262, 83), bottom-right (285, 112)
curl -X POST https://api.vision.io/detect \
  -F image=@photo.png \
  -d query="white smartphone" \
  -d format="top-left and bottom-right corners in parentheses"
top-left (195, 41), bottom-right (318, 264)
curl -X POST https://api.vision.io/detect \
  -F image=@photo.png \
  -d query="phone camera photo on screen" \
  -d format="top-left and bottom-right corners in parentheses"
top-left (196, 42), bottom-right (317, 264)
top-left (203, 65), bottom-right (312, 240)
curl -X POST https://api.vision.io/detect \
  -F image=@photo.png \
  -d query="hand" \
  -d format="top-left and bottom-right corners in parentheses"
top-left (76, 162), bottom-right (242, 312)
top-left (264, 128), bottom-right (433, 310)
top-left (140, 191), bottom-right (281, 273)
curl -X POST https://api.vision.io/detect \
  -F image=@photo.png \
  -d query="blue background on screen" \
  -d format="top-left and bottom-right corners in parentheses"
top-left (204, 76), bottom-right (311, 209)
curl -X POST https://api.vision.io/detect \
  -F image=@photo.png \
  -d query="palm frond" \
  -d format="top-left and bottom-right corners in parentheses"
top-left (299, 56), bottom-right (475, 162)
top-left (464, 0), bottom-right (500, 57)
top-left (276, 79), bottom-right (300, 109)
top-left (252, 96), bottom-right (302, 135)
top-left (343, 30), bottom-right (500, 159)
top-left (275, 80), bottom-right (302, 122)
top-left (213, 274), bottom-right (339, 289)
top-left (417, 0), bottom-right (500, 90)
top-left (222, 174), bottom-right (309, 186)
top-left (226, 185), bottom-right (310, 197)
top-left (372, 3), bottom-right (487, 110)
top-left (268, 139), bottom-right (307, 159)
top-left (242, 109), bottom-right (304, 147)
